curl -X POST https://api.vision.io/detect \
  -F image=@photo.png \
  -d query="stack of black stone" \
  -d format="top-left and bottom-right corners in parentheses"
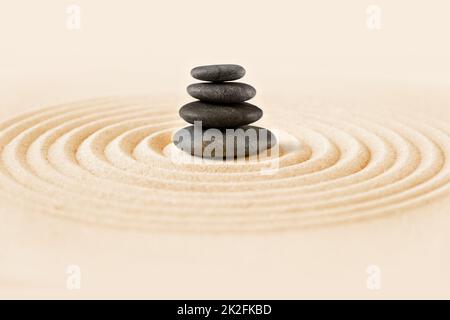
top-left (174, 64), bottom-right (276, 159)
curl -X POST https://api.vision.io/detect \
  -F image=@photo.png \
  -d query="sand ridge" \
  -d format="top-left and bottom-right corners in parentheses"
top-left (0, 96), bottom-right (449, 232)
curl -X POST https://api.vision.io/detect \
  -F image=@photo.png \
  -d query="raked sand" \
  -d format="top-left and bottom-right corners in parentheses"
top-left (1, 85), bottom-right (450, 298)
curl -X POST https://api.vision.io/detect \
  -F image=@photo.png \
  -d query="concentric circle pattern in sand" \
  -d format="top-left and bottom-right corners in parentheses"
top-left (1, 96), bottom-right (450, 232)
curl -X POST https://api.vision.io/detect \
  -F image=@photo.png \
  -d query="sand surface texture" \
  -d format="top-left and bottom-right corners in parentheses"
top-left (1, 86), bottom-right (450, 298)
top-left (2, 94), bottom-right (450, 231)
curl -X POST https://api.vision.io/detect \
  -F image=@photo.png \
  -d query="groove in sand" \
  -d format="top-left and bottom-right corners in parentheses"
top-left (1, 97), bottom-right (450, 232)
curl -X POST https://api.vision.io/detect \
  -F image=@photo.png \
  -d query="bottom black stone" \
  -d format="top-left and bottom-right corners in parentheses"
top-left (173, 125), bottom-right (277, 159)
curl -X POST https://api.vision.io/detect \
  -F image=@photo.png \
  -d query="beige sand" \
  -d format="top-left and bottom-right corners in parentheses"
top-left (1, 84), bottom-right (450, 299)
top-left (1, 0), bottom-right (450, 299)
top-left (1, 95), bottom-right (450, 231)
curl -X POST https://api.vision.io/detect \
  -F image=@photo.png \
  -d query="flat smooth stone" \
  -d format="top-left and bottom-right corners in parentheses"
top-left (191, 64), bottom-right (245, 82)
top-left (179, 101), bottom-right (262, 128)
top-left (187, 82), bottom-right (256, 103)
top-left (173, 125), bottom-right (277, 159)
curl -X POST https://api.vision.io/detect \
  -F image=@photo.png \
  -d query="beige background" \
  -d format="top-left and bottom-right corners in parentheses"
top-left (1, 1), bottom-right (450, 298)
top-left (2, 0), bottom-right (450, 108)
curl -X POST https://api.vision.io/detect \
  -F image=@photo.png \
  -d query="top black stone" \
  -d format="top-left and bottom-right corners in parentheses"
top-left (191, 64), bottom-right (245, 82)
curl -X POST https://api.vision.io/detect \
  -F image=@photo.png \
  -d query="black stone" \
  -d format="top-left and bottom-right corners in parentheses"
top-left (173, 125), bottom-right (277, 159)
top-left (179, 101), bottom-right (262, 128)
top-left (191, 64), bottom-right (245, 82)
top-left (187, 82), bottom-right (256, 103)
